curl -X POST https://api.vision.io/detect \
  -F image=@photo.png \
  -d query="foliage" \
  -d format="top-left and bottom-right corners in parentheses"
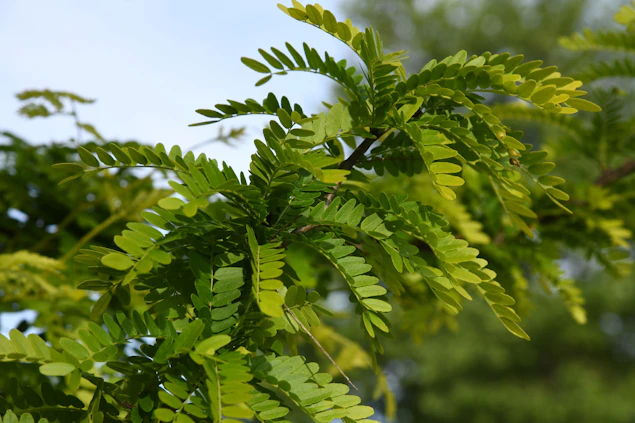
top-left (341, 0), bottom-right (624, 72)
top-left (484, 0), bottom-right (635, 295)
top-left (1, 1), bottom-right (630, 423)
top-left (0, 93), bottom-right (170, 346)
top-left (0, 88), bottom-right (246, 345)
top-left (337, 0), bottom-right (635, 420)
top-left (368, 271), bottom-right (635, 423)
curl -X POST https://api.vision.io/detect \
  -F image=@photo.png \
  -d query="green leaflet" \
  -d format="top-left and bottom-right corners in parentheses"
top-left (0, 383), bottom-right (86, 421)
top-left (404, 124), bottom-right (464, 201)
top-left (195, 351), bottom-right (254, 423)
top-left (247, 226), bottom-right (286, 317)
top-left (101, 252), bottom-right (134, 270)
top-left (300, 232), bottom-right (393, 344)
top-left (174, 320), bottom-right (205, 353)
top-left (250, 354), bottom-right (375, 422)
top-left (195, 334), bottom-right (231, 355)
top-left (39, 362), bottom-right (76, 376)
top-left (241, 57), bottom-right (271, 73)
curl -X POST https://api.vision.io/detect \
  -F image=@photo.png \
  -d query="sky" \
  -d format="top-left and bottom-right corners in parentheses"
top-left (0, 0), bottom-right (351, 333)
top-left (0, 0), bottom-right (348, 175)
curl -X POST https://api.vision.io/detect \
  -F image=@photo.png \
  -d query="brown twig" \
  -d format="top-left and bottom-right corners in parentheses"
top-left (294, 132), bottom-right (381, 236)
top-left (595, 160), bottom-right (635, 186)
top-left (295, 110), bottom-right (424, 235)
top-left (324, 131), bottom-right (382, 205)
top-left (293, 223), bottom-right (318, 235)
top-left (269, 216), bottom-right (300, 241)
top-left (284, 303), bottom-right (358, 390)
top-left (323, 182), bottom-right (343, 208)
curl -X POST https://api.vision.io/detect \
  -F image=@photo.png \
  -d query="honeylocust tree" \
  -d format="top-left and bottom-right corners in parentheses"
top-left (0, 2), bottom-right (613, 422)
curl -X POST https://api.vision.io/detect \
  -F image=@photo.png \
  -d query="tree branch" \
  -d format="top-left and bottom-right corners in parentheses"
top-left (595, 160), bottom-right (635, 186)
top-left (295, 110), bottom-right (423, 235)
top-left (323, 131), bottom-right (381, 206)
top-left (294, 130), bottom-right (382, 235)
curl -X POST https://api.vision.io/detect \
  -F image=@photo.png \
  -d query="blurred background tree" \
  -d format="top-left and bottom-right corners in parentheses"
top-left (318, 0), bottom-right (635, 422)
top-left (344, 0), bottom-right (623, 72)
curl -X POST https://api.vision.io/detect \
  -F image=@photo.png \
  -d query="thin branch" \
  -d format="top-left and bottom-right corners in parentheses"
top-left (322, 182), bottom-right (342, 208)
top-left (293, 223), bottom-right (318, 235)
top-left (294, 132), bottom-right (380, 235)
top-left (190, 112), bottom-right (275, 128)
top-left (91, 164), bottom-right (177, 172)
top-left (324, 110), bottom-right (423, 205)
top-left (340, 136), bottom-right (381, 172)
top-left (595, 159), bottom-right (635, 186)
top-left (324, 134), bottom-right (380, 206)
top-left (284, 303), bottom-right (357, 390)
top-left (269, 216), bottom-right (301, 241)
top-left (294, 111), bottom-right (423, 234)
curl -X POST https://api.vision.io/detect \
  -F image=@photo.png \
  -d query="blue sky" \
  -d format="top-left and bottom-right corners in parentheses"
top-left (0, 0), bottom-right (348, 175)
top-left (0, 0), bottom-right (351, 333)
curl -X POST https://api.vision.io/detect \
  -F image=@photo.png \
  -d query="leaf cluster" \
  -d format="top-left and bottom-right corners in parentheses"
top-left (2, 2), bottom-right (621, 422)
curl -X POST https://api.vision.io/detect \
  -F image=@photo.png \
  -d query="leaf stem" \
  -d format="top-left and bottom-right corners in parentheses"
top-left (284, 303), bottom-right (358, 390)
